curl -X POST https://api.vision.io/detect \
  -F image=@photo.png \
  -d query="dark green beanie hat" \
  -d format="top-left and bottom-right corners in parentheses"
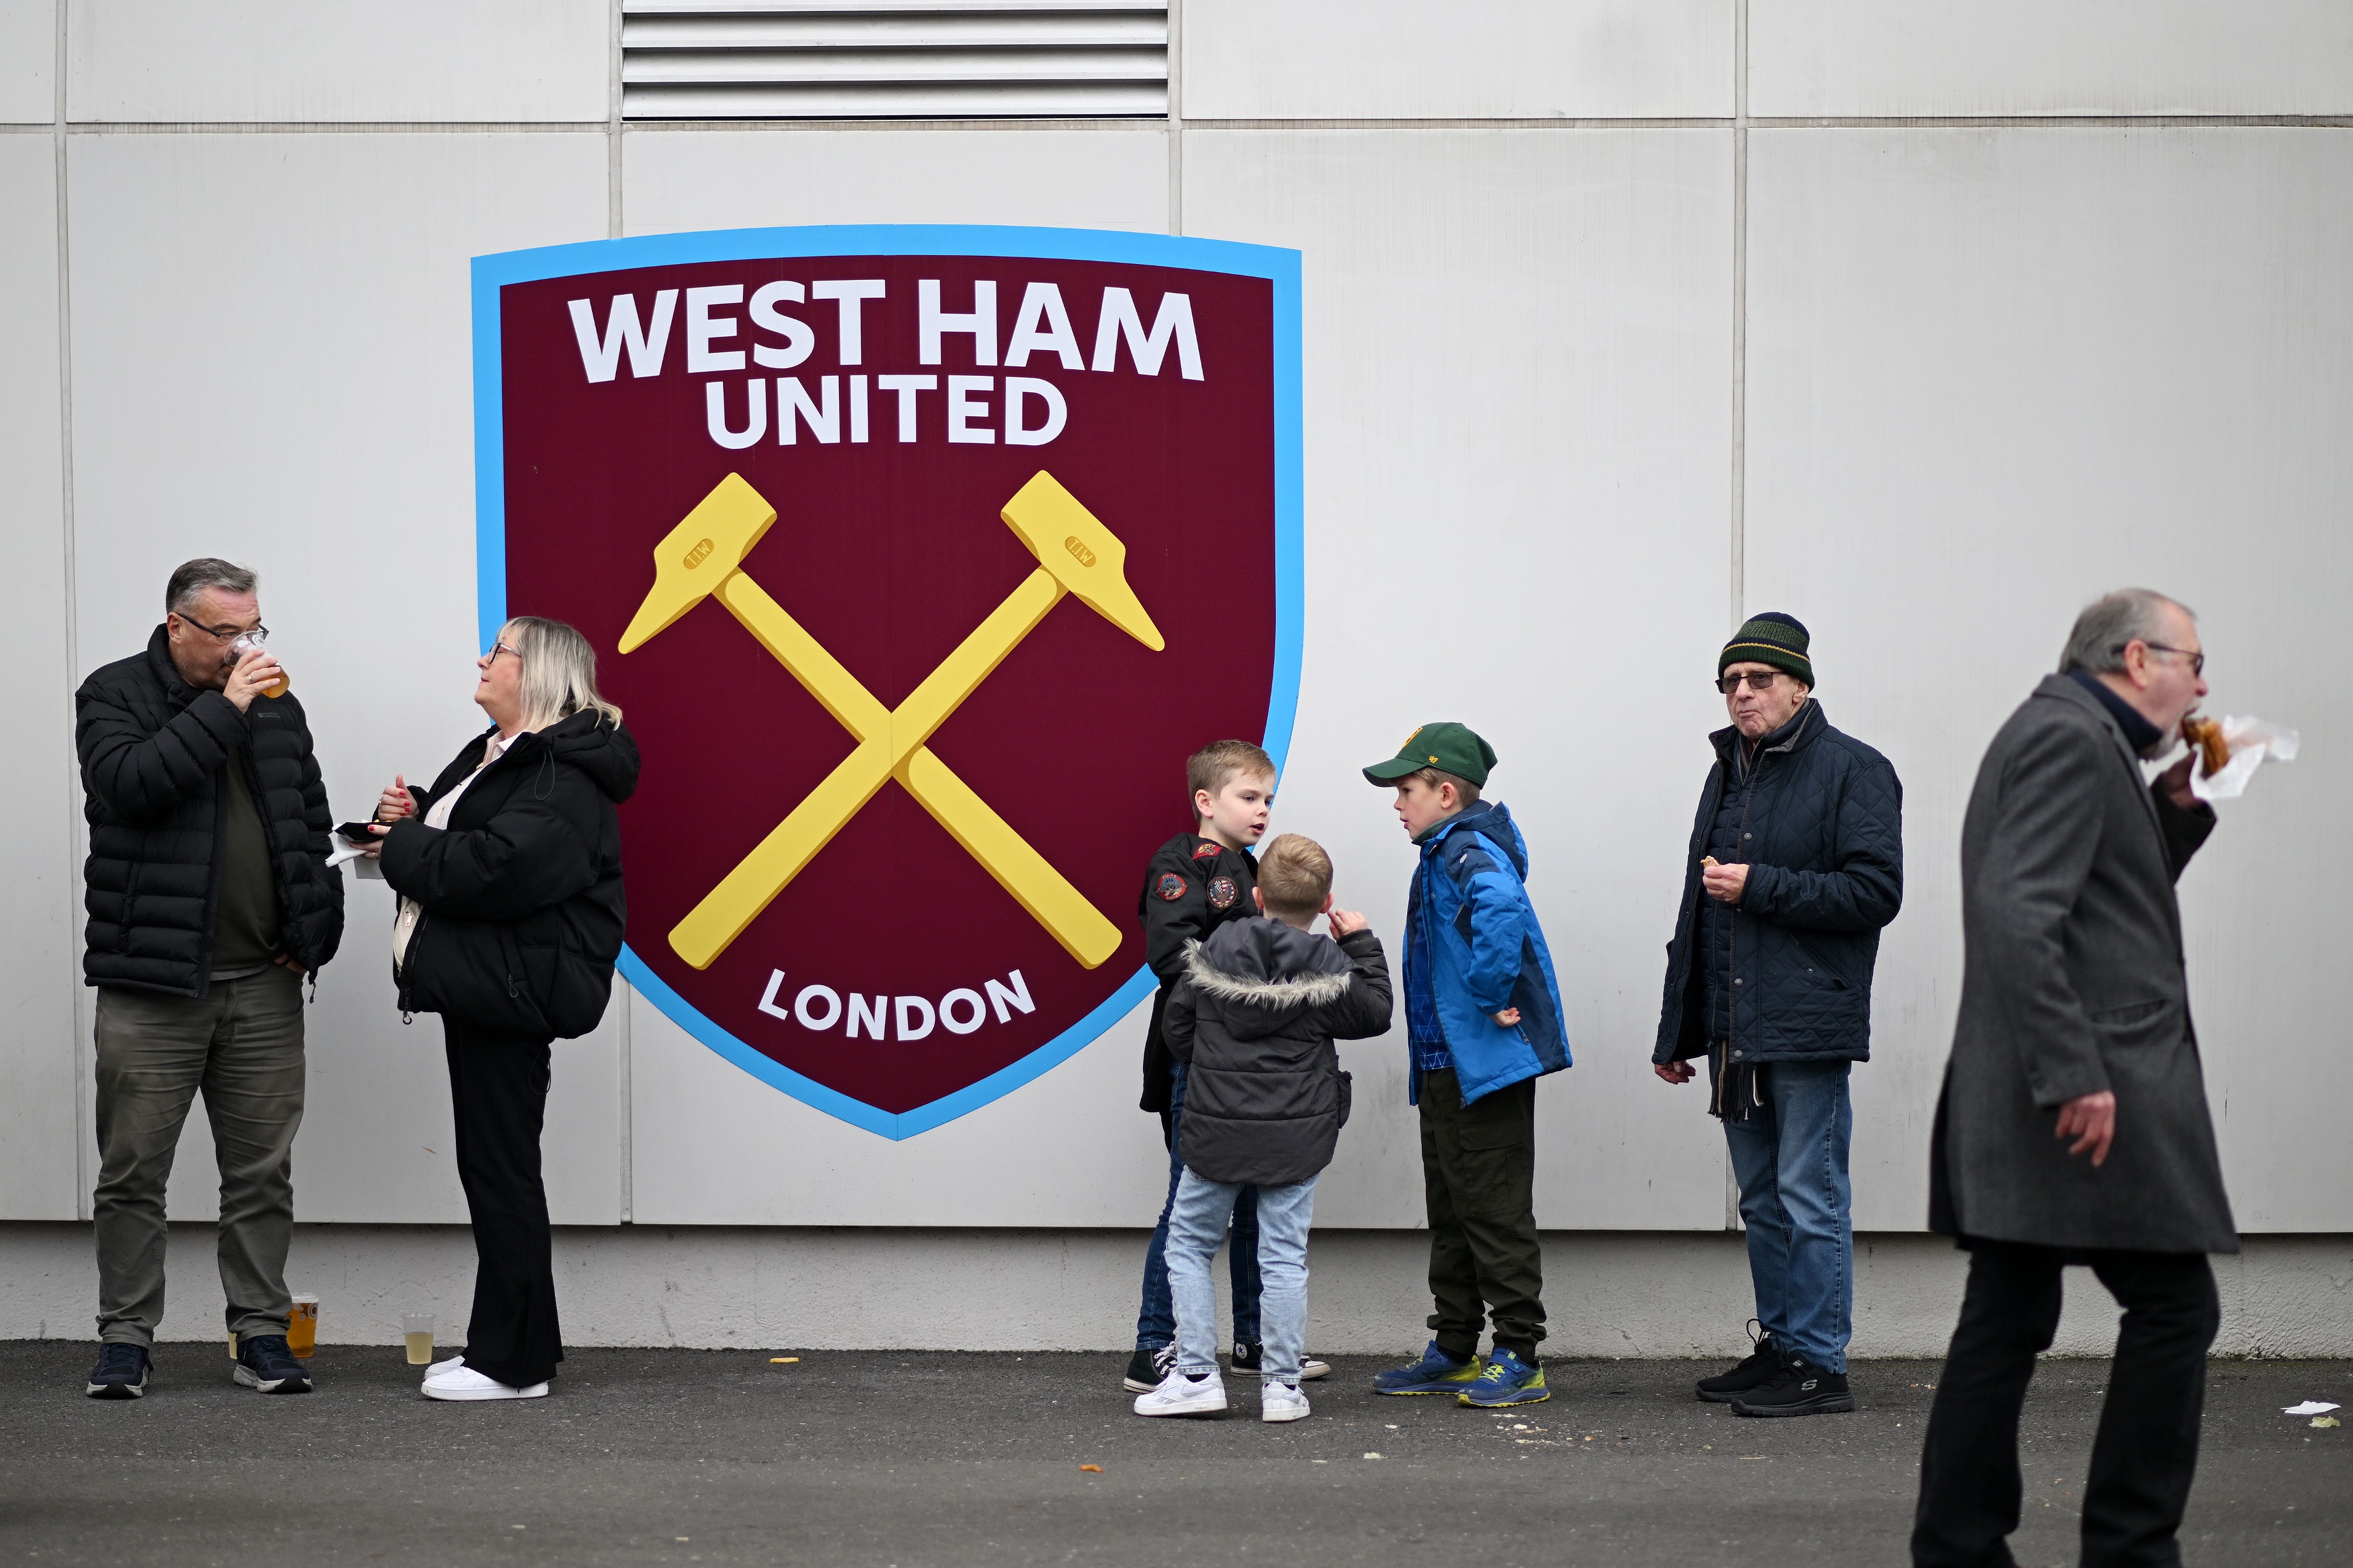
top-left (1719, 612), bottom-right (1814, 686)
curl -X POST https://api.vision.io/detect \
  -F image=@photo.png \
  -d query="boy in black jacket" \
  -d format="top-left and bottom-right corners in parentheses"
top-left (1134, 833), bottom-right (1393, 1423)
top-left (1127, 741), bottom-right (1335, 1392)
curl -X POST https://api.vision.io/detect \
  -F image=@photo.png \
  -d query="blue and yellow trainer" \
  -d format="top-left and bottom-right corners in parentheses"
top-left (1372, 1340), bottom-right (1483, 1396)
top-left (1458, 1346), bottom-right (1548, 1407)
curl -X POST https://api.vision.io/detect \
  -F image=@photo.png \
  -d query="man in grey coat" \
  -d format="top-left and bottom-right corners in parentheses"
top-left (1912, 589), bottom-right (2232, 1568)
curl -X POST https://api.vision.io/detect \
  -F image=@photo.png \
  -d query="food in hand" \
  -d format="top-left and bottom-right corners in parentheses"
top-left (1701, 855), bottom-right (1720, 868)
top-left (2182, 715), bottom-right (2229, 778)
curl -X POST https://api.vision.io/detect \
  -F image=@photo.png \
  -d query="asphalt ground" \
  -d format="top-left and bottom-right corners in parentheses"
top-left (0, 1344), bottom-right (2345, 1567)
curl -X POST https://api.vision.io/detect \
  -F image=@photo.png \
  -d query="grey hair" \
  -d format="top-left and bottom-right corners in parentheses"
top-left (2058, 589), bottom-right (2195, 675)
top-left (166, 558), bottom-right (257, 616)
top-left (506, 616), bottom-right (624, 733)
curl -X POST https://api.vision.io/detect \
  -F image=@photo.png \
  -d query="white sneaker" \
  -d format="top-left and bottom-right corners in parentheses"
top-left (421, 1365), bottom-right (549, 1401)
top-left (1299, 1357), bottom-right (1332, 1382)
top-left (1261, 1382), bottom-right (1311, 1423)
top-left (423, 1357), bottom-right (468, 1383)
top-left (1133, 1367), bottom-right (1229, 1417)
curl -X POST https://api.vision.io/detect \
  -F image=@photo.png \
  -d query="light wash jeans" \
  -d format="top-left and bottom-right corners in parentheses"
top-left (1166, 1167), bottom-right (1317, 1384)
top-left (1723, 1058), bottom-right (1854, 1372)
top-left (1136, 1063), bottom-right (1259, 1350)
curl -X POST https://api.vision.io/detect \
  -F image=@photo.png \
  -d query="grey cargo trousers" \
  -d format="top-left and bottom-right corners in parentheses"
top-left (92, 966), bottom-right (306, 1346)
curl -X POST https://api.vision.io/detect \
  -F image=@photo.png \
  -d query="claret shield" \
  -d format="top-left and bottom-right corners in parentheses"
top-left (472, 226), bottom-right (1301, 1137)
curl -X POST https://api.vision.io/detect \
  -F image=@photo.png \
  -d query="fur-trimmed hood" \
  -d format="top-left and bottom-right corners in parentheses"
top-left (1182, 918), bottom-right (1358, 1038)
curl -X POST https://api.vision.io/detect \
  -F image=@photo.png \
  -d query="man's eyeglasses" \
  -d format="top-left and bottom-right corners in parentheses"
top-left (176, 615), bottom-right (267, 644)
top-left (2120, 641), bottom-right (2205, 676)
top-left (1715, 671), bottom-right (1783, 694)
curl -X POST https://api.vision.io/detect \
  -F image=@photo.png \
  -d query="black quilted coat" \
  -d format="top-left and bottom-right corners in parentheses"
top-left (76, 626), bottom-right (344, 994)
top-left (379, 712), bottom-right (639, 1041)
top-left (1652, 701), bottom-right (1904, 1065)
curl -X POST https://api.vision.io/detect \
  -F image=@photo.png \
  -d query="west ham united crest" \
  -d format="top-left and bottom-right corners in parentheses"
top-left (471, 226), bottom-right (1302, 1137)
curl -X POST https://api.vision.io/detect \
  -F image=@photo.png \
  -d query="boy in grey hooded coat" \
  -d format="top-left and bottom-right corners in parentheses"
top-left (1136, 834), bottom-right (1393, 1423)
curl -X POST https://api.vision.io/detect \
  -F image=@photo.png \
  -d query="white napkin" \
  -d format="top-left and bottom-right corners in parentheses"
top-left (2145, 715), bottom-right (2300, 802)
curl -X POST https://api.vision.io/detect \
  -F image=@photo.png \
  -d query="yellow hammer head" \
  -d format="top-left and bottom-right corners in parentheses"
top-left (618, 474), bottom-right (778, 654)
top-left (998, 472), bottom-right (1165, 652)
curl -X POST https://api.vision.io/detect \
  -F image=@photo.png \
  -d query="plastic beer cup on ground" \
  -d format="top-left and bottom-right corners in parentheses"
top-left (403, 1313), bottom-right (434, 1366)
top-left (288, 1295), bottom-right (319, 1359)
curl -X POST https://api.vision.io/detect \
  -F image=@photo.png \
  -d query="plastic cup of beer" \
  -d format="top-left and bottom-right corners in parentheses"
top-left (228, 630), bottom-right (288, 698)
top-left (288, 1294), bottom-right (319, 1359)
top-left (403, 1313), bottom-right (435, 1366)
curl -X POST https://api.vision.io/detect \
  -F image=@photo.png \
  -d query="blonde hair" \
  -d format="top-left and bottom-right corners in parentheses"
top-left (1396, 766), bottom-right (1481, 806)
top-left (506, 616), bottom-right (622, 733)
top-left (1257, 833), bottom-right (1333, 922)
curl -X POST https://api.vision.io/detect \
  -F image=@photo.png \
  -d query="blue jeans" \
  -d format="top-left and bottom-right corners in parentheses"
top-left (1724, 1059), bottom-right (1854, 1372)
top-left (1168, 1168), bottom-right (1316, 1383)
top-left (1136, 1063), bottom-right (1259, 1350)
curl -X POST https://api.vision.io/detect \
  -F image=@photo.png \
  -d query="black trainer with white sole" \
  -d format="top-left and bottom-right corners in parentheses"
top-left (1122, 1343), bottom-right (1178, 1393)
top-left (233, 1334), bottom-right (314, 1394)
top-left (1730, 1353), bottom-right (1852, 1417)
top-left (1229, 1342), bottom-right (1331, 1381)
top-left (86, 1342), bottom-right (151, 1400)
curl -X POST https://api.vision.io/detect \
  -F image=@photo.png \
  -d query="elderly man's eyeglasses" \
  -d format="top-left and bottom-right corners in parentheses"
top-left (1715, 671), bottom-right (1783, 694)
top-left (176, 615), bottom-right (268, 644)
top-left (2120, 641), bottom-right (2205, 676)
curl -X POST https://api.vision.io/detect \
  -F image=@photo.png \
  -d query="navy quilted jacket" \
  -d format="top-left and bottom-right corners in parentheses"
top-left (1652, 702), bottom-right (1903, 1065)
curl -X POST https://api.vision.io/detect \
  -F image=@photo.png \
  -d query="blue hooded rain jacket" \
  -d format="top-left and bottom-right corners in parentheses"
top-left (1405, 802), bottom-right (1571, 1105)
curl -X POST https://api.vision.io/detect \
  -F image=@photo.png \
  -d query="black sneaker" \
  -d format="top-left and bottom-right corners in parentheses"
top-left (1229, 1342), bottom-right (1332, 1381)
top-left (86, 1342), bottom-right (151, 1400)
top-left (1122, 1343), bottom-right (1176, 1393)
top-left (233, 1333), bottom-right (314, 1394)
top-left (1730, 1353), bottom-right (1852, 1417)
top-left (1696, 1322), bottom-right (1781, 1403)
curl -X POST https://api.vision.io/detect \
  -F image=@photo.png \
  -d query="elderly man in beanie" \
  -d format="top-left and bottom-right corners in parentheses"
top-left (1652, 613), bottom-right (1903, 1416)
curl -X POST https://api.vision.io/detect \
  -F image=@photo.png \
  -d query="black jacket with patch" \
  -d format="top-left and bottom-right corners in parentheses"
top-left (1136, 832), bottom-right (1259, 1114)
top-left (76, 625), bottom-right (344, 995)
top-left (1163, 918), bottom-right (1394, 1186)
top-left (380, 712), bottom-right (639, 1040)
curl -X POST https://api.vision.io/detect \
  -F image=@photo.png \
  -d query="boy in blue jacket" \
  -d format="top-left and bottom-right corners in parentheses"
top-left (1362, 723), bottom-right (1570, 1407)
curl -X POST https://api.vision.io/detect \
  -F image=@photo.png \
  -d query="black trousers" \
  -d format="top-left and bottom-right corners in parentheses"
top-left (1912, 1240), bottom-right (2219, 1568)
top-left (444, 1020), bottom-right (563, 1388)
top-left (1417, 1069), bottom-right (1545, 1362)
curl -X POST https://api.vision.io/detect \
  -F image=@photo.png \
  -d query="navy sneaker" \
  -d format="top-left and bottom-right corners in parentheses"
top-left (234, 1333), bottom-right (314, 1394)
top-left (1373, 1340), bottom-right (1483, 1396)
top-left (1458, 1346), bottom-right (1549, 1407)
top-left (85, 1342), bottom-right (151, 1400)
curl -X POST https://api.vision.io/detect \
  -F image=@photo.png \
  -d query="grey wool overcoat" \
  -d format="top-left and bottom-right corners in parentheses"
top-left (1929, 674), bottom-right (2238, 1255)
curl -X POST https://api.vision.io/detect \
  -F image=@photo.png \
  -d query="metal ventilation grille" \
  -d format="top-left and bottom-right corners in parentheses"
top-left (622, 1), bottom-right (1169, 120)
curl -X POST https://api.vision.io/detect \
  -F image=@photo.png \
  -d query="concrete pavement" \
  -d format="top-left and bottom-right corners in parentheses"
top-left (0, 1344), bottom-right (2345, 1566)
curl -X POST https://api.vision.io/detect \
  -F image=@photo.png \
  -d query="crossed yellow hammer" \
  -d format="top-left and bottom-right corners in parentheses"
top-left (618, 471), bottom-right (1164, 972)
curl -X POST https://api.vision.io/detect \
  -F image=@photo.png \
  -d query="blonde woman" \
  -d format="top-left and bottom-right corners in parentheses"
top-left (364, 616), bottom-right (638, 1401)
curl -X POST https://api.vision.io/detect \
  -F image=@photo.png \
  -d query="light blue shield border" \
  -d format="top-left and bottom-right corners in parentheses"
top-left (471, 224), bottom-right (1303, 1139)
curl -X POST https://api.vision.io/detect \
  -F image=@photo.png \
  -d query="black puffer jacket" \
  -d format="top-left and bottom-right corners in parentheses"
top-left (1653, 701), bottom-right (1904, 1065)
top-left (76, 626), bottom-right (343, 994)
top-left (1164, 918), bottom-right (1393, 1186)
top-left (380, 712), bottom-right (639, 1040)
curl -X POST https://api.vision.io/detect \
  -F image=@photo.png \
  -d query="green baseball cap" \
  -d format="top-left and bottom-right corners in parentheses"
top-left (1363, 722), bottom-right (1497, 787)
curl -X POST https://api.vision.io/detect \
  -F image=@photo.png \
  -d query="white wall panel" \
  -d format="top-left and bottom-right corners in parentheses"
top-left (1746, 127), bottom-right (2353, 1232)
top-left (66, 131), bottom-right (614, 1223)
top-left (0, 0), bottom-right (54, 122)
top-left (68, 0), bottom-right (608, 124)
top-left (1751, 1), bottom-right (2353, 118)
top-left (0, 138), bottom-right (78, 1220)
top-left (1184, 128), bottom-right (1737, 1229)
top-left (1183, 0), bottom-right (1730, 122)
top-left (621, 125), bottom-right (1166, 235)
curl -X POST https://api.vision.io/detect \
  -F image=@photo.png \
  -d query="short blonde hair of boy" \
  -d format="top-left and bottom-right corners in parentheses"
top-left (1256, 833), bottom-right (1333, 922)
top-left (1397, 766), bottom-right (1481, 805)
top-left (1187, 738), bottom-right (1275, 809)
